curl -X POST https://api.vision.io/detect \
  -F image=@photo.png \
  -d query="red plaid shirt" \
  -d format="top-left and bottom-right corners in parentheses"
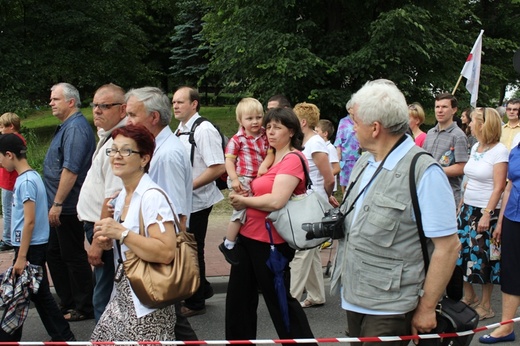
top-left (225, 127), bottom-right (270, 177)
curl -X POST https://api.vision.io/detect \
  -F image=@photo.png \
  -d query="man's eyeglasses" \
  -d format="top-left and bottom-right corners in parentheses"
top-left (506, 107), bottom-right (520, 112)
top-left (90, 103), bottom-right (123, 110)
top-left (106, 148), bottom-right (142, 157)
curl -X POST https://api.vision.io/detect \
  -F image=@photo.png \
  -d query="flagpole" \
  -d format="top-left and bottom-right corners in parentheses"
top-left (452, 75), bottom-right (464, 95)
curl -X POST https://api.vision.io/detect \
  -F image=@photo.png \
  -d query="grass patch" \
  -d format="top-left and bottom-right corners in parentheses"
top-left (21, 106), bottom-right (240, 169)
top-left (20, 105), bottom-right (241, 216)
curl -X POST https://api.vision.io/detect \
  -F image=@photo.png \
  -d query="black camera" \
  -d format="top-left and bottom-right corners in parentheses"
top-left (302, 208), bottom-right (346, 240)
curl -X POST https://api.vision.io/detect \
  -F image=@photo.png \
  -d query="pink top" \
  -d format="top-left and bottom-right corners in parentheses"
top-left (240, 152), bottom-right (307, 244)
top-left (415, 132), bottom-right (426, 148)
top-left (225, 127), bottom-right (270, 177)
top-left (0, 133), bottom-right (26, 190)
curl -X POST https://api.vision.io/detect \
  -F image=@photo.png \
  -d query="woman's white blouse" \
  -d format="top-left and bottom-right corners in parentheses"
top-left (113, 173), bottom-right (176, 318)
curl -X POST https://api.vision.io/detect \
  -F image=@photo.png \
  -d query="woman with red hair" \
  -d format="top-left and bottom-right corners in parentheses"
top-left (91, 124), bottom-right (178, 341)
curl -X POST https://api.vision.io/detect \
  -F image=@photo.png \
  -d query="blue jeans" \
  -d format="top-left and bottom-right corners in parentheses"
top-left (1, 189), bottom-right (13, 244)
top-left (0, 244), bottom-right (75, 341)
top-left (84, 221), bottom-right (114, 322)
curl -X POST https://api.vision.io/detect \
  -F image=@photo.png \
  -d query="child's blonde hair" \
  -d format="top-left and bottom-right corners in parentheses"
top-left (0, 112), bottom-right (21, 131)
top-left (235, 98), bottom-right (264, 123)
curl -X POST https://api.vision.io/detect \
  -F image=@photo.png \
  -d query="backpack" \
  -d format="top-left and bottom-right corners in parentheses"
top-left (188, 117), bottom-right (228, 190)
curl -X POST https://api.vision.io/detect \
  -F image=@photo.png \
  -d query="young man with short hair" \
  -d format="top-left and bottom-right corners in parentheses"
top-left (423, 93), bottom-right (469, 206)
top-left (0, 134), bottom-right (75, 342)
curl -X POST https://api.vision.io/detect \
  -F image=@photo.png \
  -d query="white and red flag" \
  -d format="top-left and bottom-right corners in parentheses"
top-left (460, 30), bottom-right (484, 108)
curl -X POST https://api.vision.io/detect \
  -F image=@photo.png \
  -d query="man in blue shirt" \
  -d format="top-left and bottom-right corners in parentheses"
top-left (43, 82), bottom-right (95, 321)
top-left (331, 80), bottom-right (460, 345)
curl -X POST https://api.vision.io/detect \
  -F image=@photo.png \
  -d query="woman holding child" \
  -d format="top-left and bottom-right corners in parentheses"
top-left (91, 124), bottom-right (177, 341)
top-left (227, 107), bottom-right (316, 342)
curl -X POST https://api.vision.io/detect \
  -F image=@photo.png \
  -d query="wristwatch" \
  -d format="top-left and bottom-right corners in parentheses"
top-left (120, 229), bottom-right (130, 244)
top-left (53, 202), bottom-right (63, 207)
top-left (481, 208), bottom-right (494, 216)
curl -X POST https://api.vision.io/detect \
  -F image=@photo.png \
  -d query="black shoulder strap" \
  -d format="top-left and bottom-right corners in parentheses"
top-left (409, 151), bottom-right (431, 272)
top-left (189, 117), bottom-right (208, 165)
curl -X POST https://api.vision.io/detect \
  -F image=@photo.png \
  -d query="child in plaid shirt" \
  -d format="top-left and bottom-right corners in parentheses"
top-left (219, 98), bottom-right (273, 265)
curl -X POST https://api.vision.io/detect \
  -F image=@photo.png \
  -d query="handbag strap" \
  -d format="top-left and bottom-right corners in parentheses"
top-left (139, 188), bottom-right (182, 234)
top-left (115, 187), bottom-right (181, 264)
top-left (284, 151), bottom-right (313, 190)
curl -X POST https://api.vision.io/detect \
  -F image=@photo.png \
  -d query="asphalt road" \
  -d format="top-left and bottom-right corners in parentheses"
top-left (12, 276), bottom-right (519, 346)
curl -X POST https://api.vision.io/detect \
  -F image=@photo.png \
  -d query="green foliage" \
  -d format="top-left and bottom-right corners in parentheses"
top-left (2, 0), bottom-right (520, 120)
top-left (0, 0), bottom-right (171, 107)
top-left (170, 0), bottom-right (210, 87)
top-left (21, 128), bottom-right (51, 174)
top-left (201, 0), bottom-right (520, 120)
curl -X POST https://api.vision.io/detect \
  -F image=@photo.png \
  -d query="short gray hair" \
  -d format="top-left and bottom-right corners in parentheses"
top-left (351, 80), bottom-right (409, 135)
top-left (125, 87), bottom-right (172, 126)
top-left (346, 98), bottom-right (353, 111)
top-left (52, 83), bottom-right (81, 108)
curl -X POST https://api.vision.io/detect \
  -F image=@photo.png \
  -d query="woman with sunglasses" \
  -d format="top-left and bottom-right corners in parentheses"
top-left (456, 108), bottom-right (508, 321)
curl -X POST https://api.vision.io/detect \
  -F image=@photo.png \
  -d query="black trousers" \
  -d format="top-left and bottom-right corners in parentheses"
top-left (0, 244), bottom-right (75, 341)
top-left (225, 235), bottom-right (316, 346)
top-left (184, 206), bottom-right (213, 311)
top-left (46, 214), bottom-right (93, 315)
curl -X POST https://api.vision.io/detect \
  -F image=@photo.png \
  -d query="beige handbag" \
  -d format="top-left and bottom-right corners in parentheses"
top-left (118, 188), bottom-right (200, 309)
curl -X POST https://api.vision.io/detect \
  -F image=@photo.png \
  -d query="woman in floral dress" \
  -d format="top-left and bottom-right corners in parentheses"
top-left (456, 108), bottom-right (508, 320)
top-left (333, 100), bottom-right (360, 193)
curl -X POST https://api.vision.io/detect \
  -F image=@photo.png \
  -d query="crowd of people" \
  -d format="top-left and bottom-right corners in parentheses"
top-left (0, 80), bottom-right (519, 345)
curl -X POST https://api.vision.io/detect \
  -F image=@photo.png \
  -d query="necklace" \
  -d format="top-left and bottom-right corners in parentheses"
top-left (472, 144), bottom-right (490, 161)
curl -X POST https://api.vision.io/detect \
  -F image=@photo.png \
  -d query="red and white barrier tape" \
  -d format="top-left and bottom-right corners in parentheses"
top-left (1, 317), bottom-right (519, 345)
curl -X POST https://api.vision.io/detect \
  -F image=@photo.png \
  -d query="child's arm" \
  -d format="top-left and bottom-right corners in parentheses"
top-left (13, 200), bottom-right (36, 276)
top-left (257, 149), bottom-right (275, 177)
top-left (226, 156), bottom-right (243, 192)
top-left (331, 162), bottom-right (340, 176)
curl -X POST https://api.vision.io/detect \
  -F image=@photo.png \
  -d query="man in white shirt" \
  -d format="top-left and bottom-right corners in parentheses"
top-left (125, 87), bottom-right (193, 230)
top-left (173, 86), bottom-right (226, 317)
top-left (77, 83), bottom-right (126, 322)
top-left (124, 86), bottom-right (197, 340)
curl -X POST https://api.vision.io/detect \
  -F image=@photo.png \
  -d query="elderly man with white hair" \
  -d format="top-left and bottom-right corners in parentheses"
top-left (331, 80), bottom-right (461, 346)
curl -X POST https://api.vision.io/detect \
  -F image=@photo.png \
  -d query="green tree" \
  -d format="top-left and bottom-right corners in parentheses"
top-left (201, 0), bottom-right (520, 119)
top-left (0, 0), bottom-right (172, 110)
top-left (170, 0), bottom-right (210, 87)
